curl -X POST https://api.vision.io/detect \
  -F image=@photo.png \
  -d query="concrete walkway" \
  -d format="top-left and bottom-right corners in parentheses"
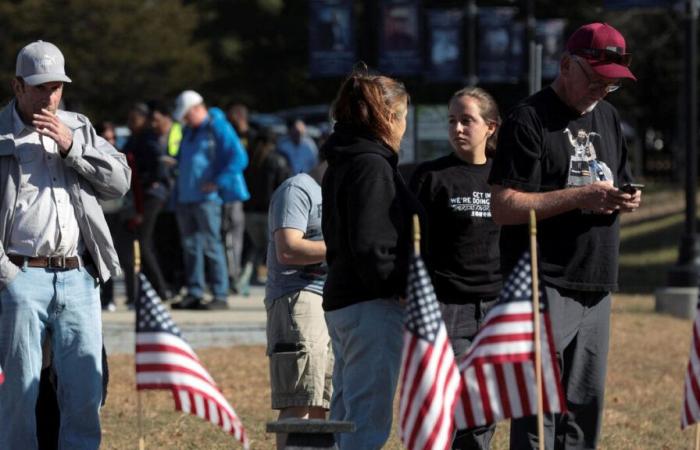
top-left (102, 283), bottom-right (267, 354)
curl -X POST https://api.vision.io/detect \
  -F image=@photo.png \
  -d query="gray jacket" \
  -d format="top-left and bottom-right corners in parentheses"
top-left (0, 100), bottom-right (131, 288)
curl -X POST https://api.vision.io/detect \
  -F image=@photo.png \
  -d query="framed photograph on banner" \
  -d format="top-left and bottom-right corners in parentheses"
top-left (536, 19), bottom-right (567, 80)
top-left (478, 7), bottom-right (524, 84)
top-left (378, 0), bottom-right (422, 76)
top-left (309, 0), bottom-right (356, 77)
top-left (425, 9), bottom-right (464, 82)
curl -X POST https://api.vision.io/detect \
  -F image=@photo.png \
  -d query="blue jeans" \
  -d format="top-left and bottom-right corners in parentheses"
top-left (176, 201), bottom-right (229, 299)
top-left (0, 264), bottom-right (102, 450)
top-left (325, 299), bottom-right (404, 450)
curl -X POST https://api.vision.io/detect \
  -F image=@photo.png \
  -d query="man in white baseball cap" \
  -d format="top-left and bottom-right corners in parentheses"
top-left (0, 40), bottom-right (131, 449)
top-left (172, 89), bottom-right (204, 123)
top-left (170, 89), bottom-right (249, 311)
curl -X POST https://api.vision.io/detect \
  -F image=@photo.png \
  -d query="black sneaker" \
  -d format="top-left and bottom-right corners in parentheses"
top-left (203, 299), bottom-right (229, 310)
top-left (171, 295), bottom-right (205, 310)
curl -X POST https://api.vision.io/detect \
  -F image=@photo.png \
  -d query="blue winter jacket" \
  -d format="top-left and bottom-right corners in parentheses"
top-left (176, 107), bottom-right (250, 204)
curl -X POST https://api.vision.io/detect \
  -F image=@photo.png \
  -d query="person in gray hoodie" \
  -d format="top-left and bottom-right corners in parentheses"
top-left (0, 40), bottom-right (131, 450)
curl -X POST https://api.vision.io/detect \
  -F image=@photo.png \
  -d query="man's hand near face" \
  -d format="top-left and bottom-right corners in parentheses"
top-left (33, 108), bottom-right (73, 155)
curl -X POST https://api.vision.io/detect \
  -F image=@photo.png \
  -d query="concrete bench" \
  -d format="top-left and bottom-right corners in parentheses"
top-left (266, 419), bottom-right (355, 449)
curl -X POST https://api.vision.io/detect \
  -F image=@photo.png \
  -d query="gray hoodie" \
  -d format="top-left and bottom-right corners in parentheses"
top-left (0, 100), bottom-right (131, 287)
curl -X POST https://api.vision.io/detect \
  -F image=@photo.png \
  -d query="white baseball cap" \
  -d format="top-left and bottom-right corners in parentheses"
top-left (16, 40), bottom-right (72, 86)
top-left (173, 90), bottom-right (203, 122)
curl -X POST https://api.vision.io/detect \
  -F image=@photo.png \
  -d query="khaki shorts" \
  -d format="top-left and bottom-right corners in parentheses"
top-left (265, 290), bottom-right (333, 410)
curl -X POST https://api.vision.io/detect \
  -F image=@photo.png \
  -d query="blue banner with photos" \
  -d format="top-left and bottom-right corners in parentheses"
top-left (378, 0), bottom-right (422, 76)
top-left (604, 0), bottom-right (673, 8)
top-left (425, 9), bottom-right (464, 82)
top-left (536, 19), bottom-right (567, 80)
top-left (309, 0), bottom-right (356, 77)
top-left (477, 7), bottom-right (524, 84)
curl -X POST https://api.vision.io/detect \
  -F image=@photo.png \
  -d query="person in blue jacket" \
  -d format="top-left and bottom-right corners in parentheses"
top-left (170, 90), bottom-right (249, 310)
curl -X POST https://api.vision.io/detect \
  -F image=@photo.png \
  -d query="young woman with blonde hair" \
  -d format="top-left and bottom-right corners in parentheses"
top-left (410, 86), bottom-right (503, 449)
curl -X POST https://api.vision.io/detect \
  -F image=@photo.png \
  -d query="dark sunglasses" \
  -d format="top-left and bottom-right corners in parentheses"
top-left (572, 48), bottom-right (632, 66)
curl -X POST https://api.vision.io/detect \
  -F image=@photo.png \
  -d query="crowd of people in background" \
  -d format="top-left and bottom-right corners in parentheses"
top-left (93, 95), bottom-right (328, 312)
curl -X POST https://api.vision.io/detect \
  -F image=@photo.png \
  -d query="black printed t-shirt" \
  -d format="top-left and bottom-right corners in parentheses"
top-left (488, 87), bottom-right (632, 292)
top-left (410, 154), bottom-right (502, 303)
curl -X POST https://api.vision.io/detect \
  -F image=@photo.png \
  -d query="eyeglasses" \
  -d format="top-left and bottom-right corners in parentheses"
top-left (572, 48), bottom-right (632, 66)
top-left (573, 57), bottom-right (622, 94)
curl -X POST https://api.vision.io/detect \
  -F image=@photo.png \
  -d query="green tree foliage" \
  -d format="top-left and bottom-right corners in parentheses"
top-left (190, 0), bottom-right (340, 111)
top-left (0, 0), bottom-right (210, 122)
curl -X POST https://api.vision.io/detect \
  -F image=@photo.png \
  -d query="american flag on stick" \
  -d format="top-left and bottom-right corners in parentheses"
top-left (399, 253), bottom-right (462, 450)
top-left (135, 273), bottom-right (249, 448)
top-left (0, 363), bottom-right (4, 384)
top-left (681, 299), bottom-right (700, 429)
top-left (454, 252), bottom-right (566, 429)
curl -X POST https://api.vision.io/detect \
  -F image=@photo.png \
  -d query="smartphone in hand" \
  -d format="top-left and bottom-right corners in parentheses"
top-left (621, 183), bottom-right (644, 194)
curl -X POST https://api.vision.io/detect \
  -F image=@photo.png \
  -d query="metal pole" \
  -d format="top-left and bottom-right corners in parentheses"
top-left (534, 43), bottom-right (542, 93)
top-left (669, 0), bottom-right (700, 286)
top-left (525, 0), bottom-right (536, 93)
top-left (529, 41), bottom-right (537, 94)
top-left (465, 0), bottom-right (478, 85)
top-left (529, 42), bottom-right (543, 95)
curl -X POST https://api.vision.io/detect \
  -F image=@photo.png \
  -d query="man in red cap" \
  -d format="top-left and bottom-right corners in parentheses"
top-left (489, 23), bottom-right (642, 449)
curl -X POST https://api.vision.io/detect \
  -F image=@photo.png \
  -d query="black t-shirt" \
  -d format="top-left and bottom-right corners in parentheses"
top-left (489, 87), bottom-right (632, 292)
top-left (411, 154), bottom-right (502, 303)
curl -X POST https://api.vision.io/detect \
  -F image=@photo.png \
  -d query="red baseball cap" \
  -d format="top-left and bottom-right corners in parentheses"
top-left (566, 23), bottom-right (636, 81)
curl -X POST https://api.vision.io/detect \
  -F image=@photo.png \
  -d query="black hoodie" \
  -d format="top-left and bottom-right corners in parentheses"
top-left (320, 124), bottom-right (425, 311)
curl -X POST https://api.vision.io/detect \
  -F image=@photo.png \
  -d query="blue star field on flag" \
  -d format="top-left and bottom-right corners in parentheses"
top-left (405, 255), bottom-right (441, 342)
top-left (136, 274), bottom-right (181, 336)
top-left (499, 253), bottom-right (544, 310)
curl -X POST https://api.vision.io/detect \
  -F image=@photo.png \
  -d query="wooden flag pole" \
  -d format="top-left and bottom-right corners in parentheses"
top-left (529, 210), bottom-right (545, 450)
top-left (413, 215), bottom-right (421, 255)
top-left (134, 240), bottom-right (145, 450)
top-left (695, 422), bottom-right (700, 450)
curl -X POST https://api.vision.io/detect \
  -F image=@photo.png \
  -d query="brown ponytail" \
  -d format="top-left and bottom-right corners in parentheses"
top-left (331, 66), bottom-right (409, 151)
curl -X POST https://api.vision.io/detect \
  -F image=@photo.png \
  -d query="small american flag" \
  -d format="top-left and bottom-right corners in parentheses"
top-left (135, 273), bottom-right (249, 448)
top-left (454, 252), bottom-right (566, 429)
top-left (681, 299), bottom-right (700, 429)
top-left (399, 254), bottom-right (462, 450)
top-left (0, 364), bottom-right (4, 384)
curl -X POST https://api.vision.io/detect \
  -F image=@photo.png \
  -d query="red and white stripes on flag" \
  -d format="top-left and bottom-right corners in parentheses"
top-left (135, 273), bottom-right (249, 448)
top-left (681, 300), bottom-right (700, 429)
top-left (454, 253), bottom-right (566, 429)
top-left (399, 255), bottom-right (462, 450)
top-left (0, 364), bottom-right (4, 384)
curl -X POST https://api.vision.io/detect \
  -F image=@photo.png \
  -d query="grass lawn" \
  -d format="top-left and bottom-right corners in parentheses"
top-left (101, 295), bottom-right (698, 449)
top-left (100, 189), bottom-right (697, 449)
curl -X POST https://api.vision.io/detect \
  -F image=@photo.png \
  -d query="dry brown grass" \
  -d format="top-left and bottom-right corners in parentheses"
top-left (101, 295), bottom-right (698, 449)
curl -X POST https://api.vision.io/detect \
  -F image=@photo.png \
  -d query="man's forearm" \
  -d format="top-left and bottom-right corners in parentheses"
top-left (491, 185), bottom-right (584, 225)
top-left (491, 181), bottom-right (631, 224)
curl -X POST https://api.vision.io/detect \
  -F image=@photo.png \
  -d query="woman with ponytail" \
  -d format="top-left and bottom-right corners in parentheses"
top-left (320, 65), bottom-right (425, 450)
